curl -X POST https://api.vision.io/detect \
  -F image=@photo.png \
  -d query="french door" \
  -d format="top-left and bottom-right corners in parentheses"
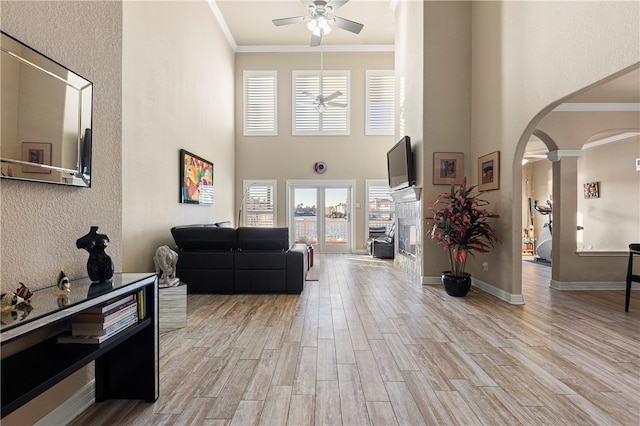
top-left (287, 180), bottom-right (354, 254)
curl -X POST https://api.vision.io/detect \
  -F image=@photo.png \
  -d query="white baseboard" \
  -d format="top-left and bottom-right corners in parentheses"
top-left (422, 276), bottom-right (525, 305)
top-left (34, 380), bottom-right (95, 426)
top-left (421, 276), bottom-right (441, 285)
top-left (550, 280), bottom-right (639, 290)
top-left (472, 277), bottom-right (525, 304)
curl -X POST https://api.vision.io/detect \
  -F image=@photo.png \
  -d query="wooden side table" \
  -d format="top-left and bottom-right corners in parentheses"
top-left (159, 283), bottom-right (187, 332)
top-left (522, 240), bottom-right (535, 256)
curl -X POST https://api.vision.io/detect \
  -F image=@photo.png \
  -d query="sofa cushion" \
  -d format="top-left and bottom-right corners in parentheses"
top-left (236, 251), bottom-right (286, 270)
top-left (172, 225), bottom-right (237, 250)
top-left (237, 227), bottom-right (289, 251)
top-left (177, 251), bottom-right (235, 270)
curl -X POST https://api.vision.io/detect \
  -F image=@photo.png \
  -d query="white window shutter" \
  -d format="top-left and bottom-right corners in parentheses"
top-left (244, 71), bottom-right (277, 136)
top-left (366, 70), bottom-right (395, 136)
top-left (293, 70), bottom-right (349, 136)
top-left (243, 180), bottom-right (277, 227)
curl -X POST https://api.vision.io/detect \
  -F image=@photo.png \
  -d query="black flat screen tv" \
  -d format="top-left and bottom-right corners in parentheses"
top-left (387, 136), bottom-right (414, 191)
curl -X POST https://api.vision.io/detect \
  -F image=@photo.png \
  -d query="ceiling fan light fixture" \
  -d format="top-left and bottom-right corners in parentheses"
top-left (307, 19), bottom-right (317, 31)
top-left (272, 0), bottom-right (363, 47)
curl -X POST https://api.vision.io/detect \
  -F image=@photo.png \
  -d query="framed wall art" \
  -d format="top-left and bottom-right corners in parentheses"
top-left (21, 142), bottom-right (52, 173)
top-left (478, 151), bottom-right (500, 191)
top-left (179, 149), bottom-right (214, 205)
top-left (583, 182), bottom-right (600, 199)
top-left (433, 152), bottom-right (464, 185)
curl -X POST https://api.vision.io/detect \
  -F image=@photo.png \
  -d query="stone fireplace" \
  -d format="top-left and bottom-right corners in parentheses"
top-left (391, 187), bottom-right (422, 281)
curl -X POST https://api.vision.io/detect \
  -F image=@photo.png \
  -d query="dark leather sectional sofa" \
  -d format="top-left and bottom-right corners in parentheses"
top-left (171, 224), bottom-right (308, 294)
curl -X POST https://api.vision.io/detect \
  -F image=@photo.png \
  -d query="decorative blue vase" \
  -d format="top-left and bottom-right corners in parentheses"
top-left (76, 226), bottom-right (114, 283)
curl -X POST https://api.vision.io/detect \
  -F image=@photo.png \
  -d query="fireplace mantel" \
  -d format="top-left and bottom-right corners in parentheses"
top-left (391, 186), bottom-right (421, 203)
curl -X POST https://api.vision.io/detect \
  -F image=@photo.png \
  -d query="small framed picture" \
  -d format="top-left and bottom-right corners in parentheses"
top-left (584, 182), bottom-right (600, 199)
top-left (22, 142), bottom-right (52, 173)
top-left (478, 151), bottom-right (500, 191)
top-left (433, 152), bottom-right (464, 185)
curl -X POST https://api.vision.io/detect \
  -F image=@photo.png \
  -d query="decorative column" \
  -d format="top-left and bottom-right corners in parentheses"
top-left (548, 150), bottom-right (582, 283)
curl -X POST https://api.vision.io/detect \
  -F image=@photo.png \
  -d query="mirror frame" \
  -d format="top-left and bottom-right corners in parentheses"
top-left (1, 31), bottom-right (93, 187)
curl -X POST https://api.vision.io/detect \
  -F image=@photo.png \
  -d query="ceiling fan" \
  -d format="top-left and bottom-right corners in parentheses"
top-left (272, 0), bottom-right (364, 47)
top-left (302, 48), bottom-right (347, 113)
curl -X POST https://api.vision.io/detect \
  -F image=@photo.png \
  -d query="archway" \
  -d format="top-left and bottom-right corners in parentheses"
top-left (512, 66), bottom-right (639, 301)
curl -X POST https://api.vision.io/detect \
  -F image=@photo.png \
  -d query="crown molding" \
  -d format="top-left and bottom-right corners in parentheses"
top-left (236, 45), bottom-right (395, 53)
top-left (208, 0), bottom-right (238, 51)
top-left (553, 103), bottom-right (640, 112)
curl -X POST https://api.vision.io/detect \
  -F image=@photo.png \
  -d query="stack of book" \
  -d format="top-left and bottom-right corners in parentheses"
top-left (58, 294), bottom-right (139, 344)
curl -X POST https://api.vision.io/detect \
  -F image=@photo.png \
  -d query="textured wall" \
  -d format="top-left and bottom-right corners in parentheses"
top-left (0, 2), bottom-right (122, 423)
top-left (1, 1), bottom-right (122, 292)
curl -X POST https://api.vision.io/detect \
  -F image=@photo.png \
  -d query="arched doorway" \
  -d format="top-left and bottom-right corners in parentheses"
top-left (514, 67), bottom-right (640, 299)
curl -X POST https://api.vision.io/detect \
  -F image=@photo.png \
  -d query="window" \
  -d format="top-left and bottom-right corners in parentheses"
top-left (244, 71), bottom-right (277, 136)
top-left (242, 180), bottom-right (277, 227)
top-left (293, 70), bottom-right (350, 136)
top-left (366, 70), bottom-right (395, 135)
top-left (366, 180), bottom-right (395, 235)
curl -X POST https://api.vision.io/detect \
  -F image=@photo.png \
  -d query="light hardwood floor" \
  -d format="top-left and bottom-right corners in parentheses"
top-left (71, 254), bottom-right (639, 425)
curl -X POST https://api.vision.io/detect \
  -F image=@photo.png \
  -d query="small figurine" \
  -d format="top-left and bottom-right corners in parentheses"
top-left (16, 302), bottom-right (33, 320)
top-left (1, 310), bottom-right (18, 325)
top-left (1, 292), bottom-right (25, 310)
top-left (76, 226), bottom-right (115, 283)
top-left (57, 269), bottom-right (71, 293)
top-left (16, 282), bottom-right (33, 300)
top-left (153, 245), bottom-right (180, 287)
top-left (56, 293), bottom-right (69, 308)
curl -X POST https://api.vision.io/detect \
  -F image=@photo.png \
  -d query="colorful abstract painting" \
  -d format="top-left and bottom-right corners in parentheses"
top-left (180, 149), bottom-right (213, 205)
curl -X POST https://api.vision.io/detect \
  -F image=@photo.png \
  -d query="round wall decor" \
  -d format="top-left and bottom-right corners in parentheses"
top-left (314, 161), bottom-right (327, 174)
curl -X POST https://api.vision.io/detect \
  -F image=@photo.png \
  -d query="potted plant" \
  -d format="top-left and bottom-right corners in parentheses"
top-left (426, 177), bottom-right (500, 297)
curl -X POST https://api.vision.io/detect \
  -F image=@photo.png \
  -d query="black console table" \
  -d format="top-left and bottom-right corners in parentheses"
top-left (1, 273), bottom-right (159, 418)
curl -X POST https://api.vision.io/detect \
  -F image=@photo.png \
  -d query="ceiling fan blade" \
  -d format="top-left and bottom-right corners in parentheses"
top-left (324, 91), bottom-right (343, 102)
top-left (328, 0), bottom-right (349, 12)
top-left (272, 16), bottom-right (306, 26)
top-left (300, 0), bottom-right (315, 8)
top-left (327, 102), bottom-right (347, 108)
top-left (302, 91), bottom-right (317, 99)
top-left (331, 16), bottom-right (363, 34)
top-left (310, 32), bottom-right (322, 47)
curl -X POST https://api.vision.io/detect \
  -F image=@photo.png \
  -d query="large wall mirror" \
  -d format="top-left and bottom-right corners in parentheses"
top-left (1, 31), bottom-right (92, 187)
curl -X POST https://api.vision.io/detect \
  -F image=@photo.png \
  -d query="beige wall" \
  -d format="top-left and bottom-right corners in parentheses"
top-left (0, 1), bottom-right (122, 423)
top-left (122, 1), bottom-right (235, 273)
top-left (234, 51), bottom-right (394, 250)
top-left (420, 1), bottom-right (472, 278)
top-left (395, 0), bottom-right (423, 185)
top-left (577, 136), bottom-right (640, 250)
top-left (468, 0), bottom-right (639, 297)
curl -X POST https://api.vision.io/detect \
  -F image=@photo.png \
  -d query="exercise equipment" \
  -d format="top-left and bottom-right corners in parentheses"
top-left (534, 199), bottom-right (552, 262)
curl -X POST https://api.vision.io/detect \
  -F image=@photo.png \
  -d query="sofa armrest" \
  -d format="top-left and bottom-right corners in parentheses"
top-left (286, 244), bottom-right (308, 294)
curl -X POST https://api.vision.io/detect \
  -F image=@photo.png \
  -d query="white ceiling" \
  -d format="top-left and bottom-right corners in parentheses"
top-left (213, 0), bottom-right (395, 50)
